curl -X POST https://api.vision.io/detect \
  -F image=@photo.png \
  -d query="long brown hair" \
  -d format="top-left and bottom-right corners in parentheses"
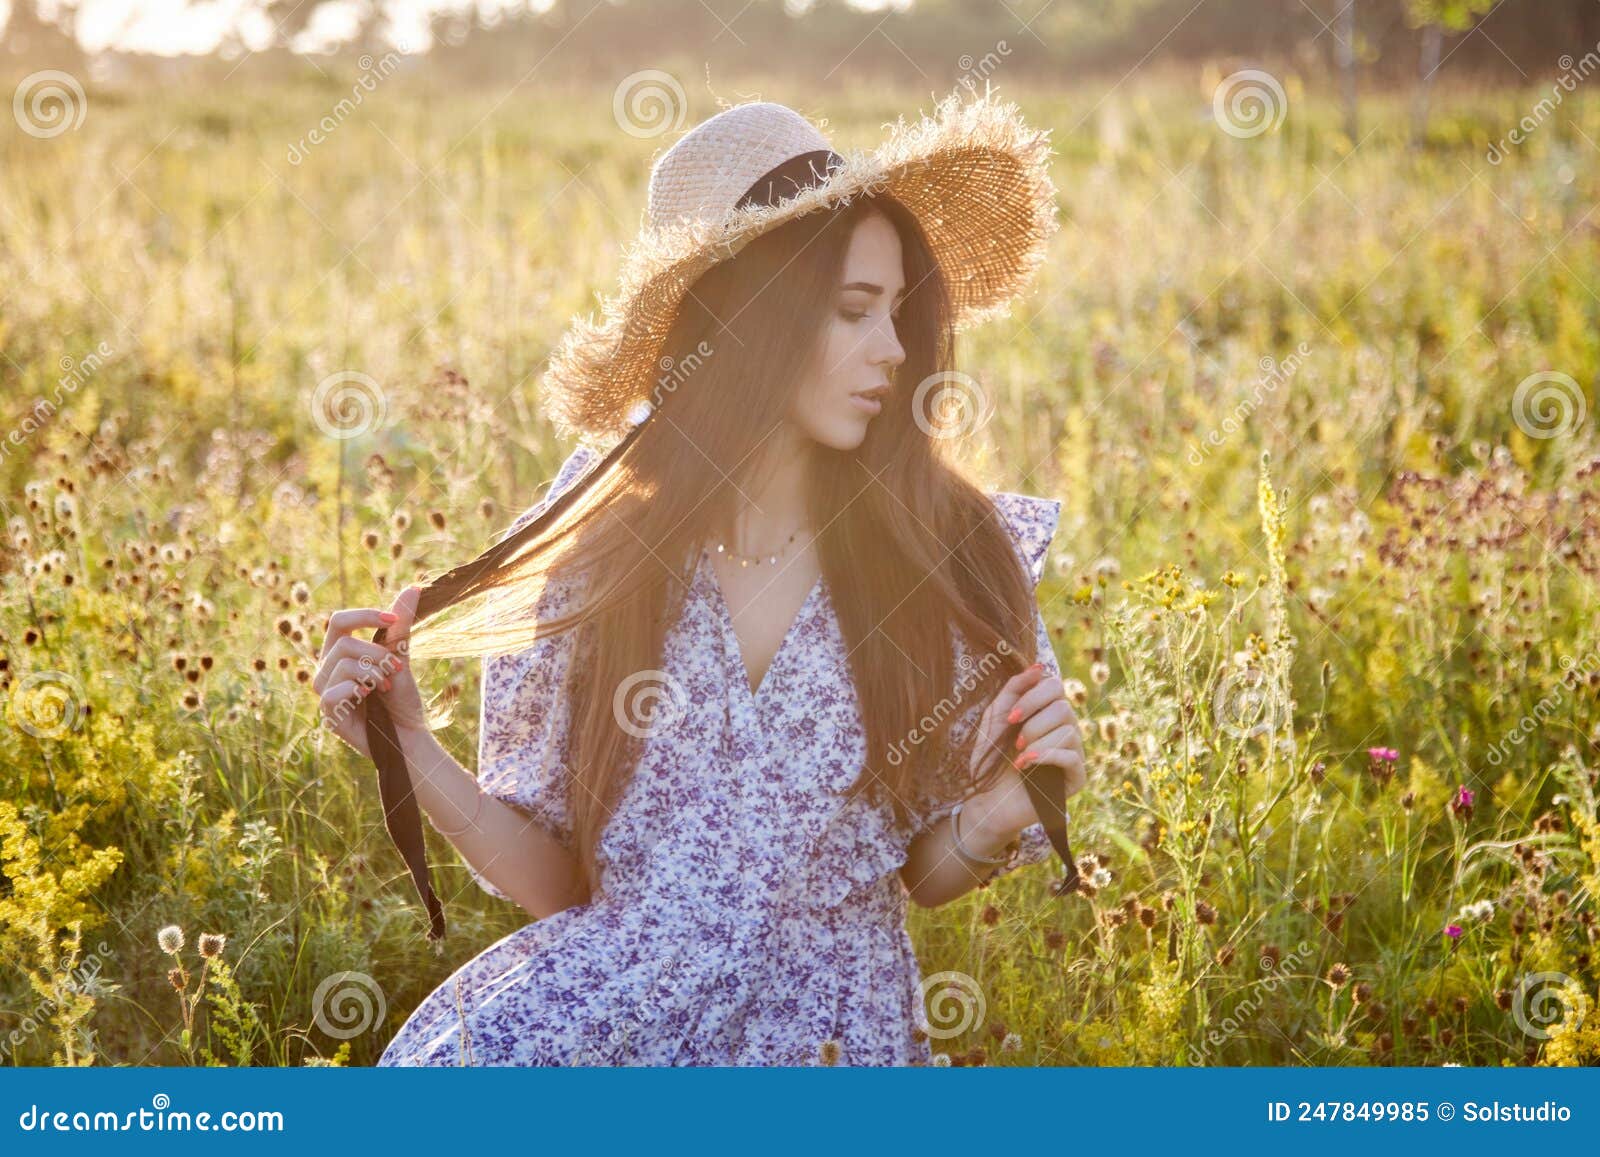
top-left (367, 192), bottom-right (1054, 936)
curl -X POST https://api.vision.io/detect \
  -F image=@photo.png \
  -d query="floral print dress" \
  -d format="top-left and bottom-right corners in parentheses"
top-left (376, 443), bottom-right (1064, 1067)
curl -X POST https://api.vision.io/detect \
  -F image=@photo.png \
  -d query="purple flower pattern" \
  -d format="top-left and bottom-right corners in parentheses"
top-left (377, 444), bottom-right (1063, 1066)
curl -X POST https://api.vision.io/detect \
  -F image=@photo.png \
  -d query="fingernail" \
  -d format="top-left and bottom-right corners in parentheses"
top-left (379, 612), bottom-right (398, 623)
top-left (1030, 662), bottom-right (1044, 672)
top-left (382, 678), bottom-right (392, 691)
top-left (1020, 750), bottom-right (1039, 767)
top-left (1006, 707), bottom-right (1023, 724)
top-left (1014, 731), bottom-right (1027, 750)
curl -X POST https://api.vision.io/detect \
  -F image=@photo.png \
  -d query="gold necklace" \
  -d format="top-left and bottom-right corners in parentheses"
top-left (704, 527), bottom-right (804, 568)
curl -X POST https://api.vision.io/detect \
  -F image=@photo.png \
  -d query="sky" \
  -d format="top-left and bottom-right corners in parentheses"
top-left (1, 0), bottom-right (909, 56)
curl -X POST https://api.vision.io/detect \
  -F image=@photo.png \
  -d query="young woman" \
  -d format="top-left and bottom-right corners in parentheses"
top-left (312, 89), bottom-right (1088, 1066)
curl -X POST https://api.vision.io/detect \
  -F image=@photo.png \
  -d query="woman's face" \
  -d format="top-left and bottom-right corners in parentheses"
top-left (786, 211), bottom-right (908, 452)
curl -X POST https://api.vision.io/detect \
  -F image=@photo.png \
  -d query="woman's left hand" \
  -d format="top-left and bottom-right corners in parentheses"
top-left (967, 662), bottom-right (1088, 833)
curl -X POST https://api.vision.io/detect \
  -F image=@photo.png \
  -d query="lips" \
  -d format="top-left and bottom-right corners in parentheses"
top-left (850, 384), bottom-right (890, 412)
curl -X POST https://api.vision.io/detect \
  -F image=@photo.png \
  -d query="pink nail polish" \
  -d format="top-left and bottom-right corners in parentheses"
top-left (1014, 732), bottom-right (1027, 750)
top-left (1006, 707), bottom-right (1023, 724)
top-left (1020, 750), bottom-right (1039, 767)
top-left (379, 611), bottom-right (398, 623)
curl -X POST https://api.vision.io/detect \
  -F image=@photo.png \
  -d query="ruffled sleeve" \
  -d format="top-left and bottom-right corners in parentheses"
top-left (914, 489), bottom-right (1066, 884)
top-left (454, 443), bottom-right (601, 901)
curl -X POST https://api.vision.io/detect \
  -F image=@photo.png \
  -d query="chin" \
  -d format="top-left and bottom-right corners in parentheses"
top-left (805, 417), bottom-right (870, 452)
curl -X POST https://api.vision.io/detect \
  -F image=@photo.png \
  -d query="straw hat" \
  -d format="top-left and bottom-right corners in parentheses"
top-left (540, 84), bottom-right (1061, 444)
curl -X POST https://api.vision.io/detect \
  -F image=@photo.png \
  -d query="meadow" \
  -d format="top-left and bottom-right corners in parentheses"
top-left (2, 68), bottom-right (1599, 1066)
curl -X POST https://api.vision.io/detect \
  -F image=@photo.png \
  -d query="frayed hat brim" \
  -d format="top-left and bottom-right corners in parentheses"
top-left (542, 86), bottom-right (1061, 444)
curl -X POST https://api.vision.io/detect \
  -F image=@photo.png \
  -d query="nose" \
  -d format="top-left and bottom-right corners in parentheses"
top-left (871, 314), bottom-right (905, 372)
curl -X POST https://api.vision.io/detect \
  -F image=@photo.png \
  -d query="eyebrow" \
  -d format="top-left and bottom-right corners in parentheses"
top-left (840, 281), bottom-right (907, 299)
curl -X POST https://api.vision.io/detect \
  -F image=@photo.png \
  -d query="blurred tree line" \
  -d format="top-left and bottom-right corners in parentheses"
top-left (4, 0), bottom-right (1599, 87)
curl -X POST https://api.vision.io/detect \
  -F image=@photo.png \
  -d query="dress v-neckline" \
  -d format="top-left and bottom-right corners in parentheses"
top-left (697, 550), bottom-right (825, 702)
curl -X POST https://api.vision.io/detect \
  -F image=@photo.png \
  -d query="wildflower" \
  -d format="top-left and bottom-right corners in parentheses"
top-left (1451, 785), bottom-right (1475, 818)
top-left (1456, 899), bottom-right (1494, 924)
top-left (167, 967), bottom-right (184, 992)
top-left (980, 904), bottom-right (1001, 927)
top-left (1366, 746), bottom-right (1399, 786)
top-left (1352, 982), bottom-right (1372, 1005)
top-left (1326, 963), bottom-right (1351, 988)
top-left (1444, 923), bottom-right (1463, 941)
top-left (290, 581), bottom-right (310, 605)
top-left (1090, 867), bottom-right (1113, 890)
top-left (198, 933), bottom-right (226, 958)
top-left (1194, 900), bottom-right (1217, 926)
top-left (818, 1039), bottom-right (840, 1066)
top-left (931, 1052), bottom-right (951, 1066)
top-left (1089, 660), bottom-right (1110, 686)
top-left (157, 924), bottom-right (185, 955)
top-left (429, 511), bottom-right (447, 530)
top-left (1000, 1032), bottom-right (1022, 1053)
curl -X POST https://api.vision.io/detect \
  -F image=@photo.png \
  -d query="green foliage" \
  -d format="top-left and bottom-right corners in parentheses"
top-left (2, 74), bottom-right (1598, 1066)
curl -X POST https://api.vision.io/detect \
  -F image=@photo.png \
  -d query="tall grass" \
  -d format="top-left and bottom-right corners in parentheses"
top-left (2, 73), bottom-right (1598, 1065)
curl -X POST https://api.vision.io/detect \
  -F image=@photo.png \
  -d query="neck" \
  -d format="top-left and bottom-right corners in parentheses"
top-left (720, 422), bottom-right (814, 552)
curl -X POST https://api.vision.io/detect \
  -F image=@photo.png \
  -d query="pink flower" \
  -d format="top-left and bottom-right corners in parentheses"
top-left (1451, 784), bottom-right (1476, 818)
top-left (1445, 924), bottom-right (1463, 940)
top-left (1365, 746), bottom-right (1400, 786)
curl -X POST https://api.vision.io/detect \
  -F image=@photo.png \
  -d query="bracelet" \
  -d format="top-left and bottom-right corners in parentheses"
top-left (428, 786), bottom-right (485, 838)
top-left (950, 801), bottom-right (1016, 867)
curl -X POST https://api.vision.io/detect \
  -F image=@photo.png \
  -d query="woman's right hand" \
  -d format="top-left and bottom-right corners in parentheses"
top-left (312, 585), bottom-right (427, 759)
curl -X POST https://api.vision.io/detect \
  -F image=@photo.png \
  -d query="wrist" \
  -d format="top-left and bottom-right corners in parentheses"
top-left (952, 793), bottom-right (1024, 860)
